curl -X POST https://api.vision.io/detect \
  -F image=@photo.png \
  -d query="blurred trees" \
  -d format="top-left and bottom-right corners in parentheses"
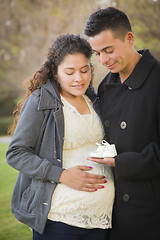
top-left (116, 0), bottom-right (160, 59)
top-left (0, 0), bottom-right (106, 113)
top-left (0, 0), bottom-right (160, 135)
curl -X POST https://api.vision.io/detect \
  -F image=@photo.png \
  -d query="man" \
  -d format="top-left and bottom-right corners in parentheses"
top-left (84, 7), bottom-right (160, 240)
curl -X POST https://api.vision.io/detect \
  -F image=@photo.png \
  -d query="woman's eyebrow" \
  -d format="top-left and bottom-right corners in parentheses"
top-left (64, 67), bottom-right (74, 70)
top-left (81, 65), bottom-right (89, 69)
top-left (64, 65), bottom-right (89, 70)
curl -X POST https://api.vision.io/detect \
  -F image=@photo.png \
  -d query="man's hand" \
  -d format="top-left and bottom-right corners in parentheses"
top-left (87, 157), bottom-right (115, 167)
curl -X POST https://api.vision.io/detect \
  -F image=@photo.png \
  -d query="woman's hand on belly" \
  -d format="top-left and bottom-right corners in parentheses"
top-left (59, 165), bottom-right (106, 192)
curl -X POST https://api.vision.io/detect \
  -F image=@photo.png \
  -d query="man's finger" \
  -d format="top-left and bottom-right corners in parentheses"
top-left (87, 157), bottom-right (106, 164)
top-left (87, 157), bottom-right (115, 167)
top-left (103, 157), bottom-right (115, 167)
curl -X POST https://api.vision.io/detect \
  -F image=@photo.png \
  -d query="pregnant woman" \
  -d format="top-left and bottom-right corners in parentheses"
top-left (6, 34), bottom-right (114, 240)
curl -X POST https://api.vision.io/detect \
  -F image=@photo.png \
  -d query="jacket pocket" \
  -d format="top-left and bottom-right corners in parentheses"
top-left (20, 184), bottom-right (40, 214)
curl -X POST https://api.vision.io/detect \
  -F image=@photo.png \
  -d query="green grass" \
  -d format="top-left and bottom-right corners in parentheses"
top-left (0, 143), bottom-right (32, 240)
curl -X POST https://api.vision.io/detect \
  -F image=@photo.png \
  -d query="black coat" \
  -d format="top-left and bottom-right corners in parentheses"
top-left (98, 49), bottom-right (160, 240)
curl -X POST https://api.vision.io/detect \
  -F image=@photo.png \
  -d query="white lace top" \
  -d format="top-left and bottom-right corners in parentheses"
top-left (48, 95), bottom-right (115, 229)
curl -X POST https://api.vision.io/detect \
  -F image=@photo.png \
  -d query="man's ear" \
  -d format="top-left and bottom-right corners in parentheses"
top-left (125, 32), bottom-right (134, 46)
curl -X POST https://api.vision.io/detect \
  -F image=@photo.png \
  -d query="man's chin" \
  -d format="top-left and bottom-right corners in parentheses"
top-left (108, 68), bottom-right (119, 74)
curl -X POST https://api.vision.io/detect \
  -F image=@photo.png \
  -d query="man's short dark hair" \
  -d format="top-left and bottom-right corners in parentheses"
top-left (84, 7), bottom-right (132, 40)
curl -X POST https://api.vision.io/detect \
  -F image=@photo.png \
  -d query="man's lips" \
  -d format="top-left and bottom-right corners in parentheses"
top-left (107, 62), bottom-right (117, 69)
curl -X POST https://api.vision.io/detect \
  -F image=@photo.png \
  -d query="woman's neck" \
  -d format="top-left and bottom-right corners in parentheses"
top-left (61, 93), bottom-right (91, 115)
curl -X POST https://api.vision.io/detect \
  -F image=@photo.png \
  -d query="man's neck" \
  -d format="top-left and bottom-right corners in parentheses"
top-left (120, 51), bottom-right (141, 83)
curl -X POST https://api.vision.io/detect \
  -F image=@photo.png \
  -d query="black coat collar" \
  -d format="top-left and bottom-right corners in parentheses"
top-left (99, 49), bottom-right (157, 92)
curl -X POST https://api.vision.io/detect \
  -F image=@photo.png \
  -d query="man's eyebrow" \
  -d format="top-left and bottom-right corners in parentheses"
top-left (93, 46), bottom-right (112, 52)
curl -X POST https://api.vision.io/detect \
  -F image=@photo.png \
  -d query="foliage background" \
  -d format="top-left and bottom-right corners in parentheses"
top-left (0, 0), bottom-right (160, 135)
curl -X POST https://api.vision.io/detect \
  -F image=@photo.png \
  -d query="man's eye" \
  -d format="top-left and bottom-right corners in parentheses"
top-left (95, 52), bottom-right (100, 56)
top-left (104, 49), bottom-right (113, 54)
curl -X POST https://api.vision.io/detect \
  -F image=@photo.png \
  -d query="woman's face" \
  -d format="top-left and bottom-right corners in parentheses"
top-left (57, 53), bottom-right (91, 99)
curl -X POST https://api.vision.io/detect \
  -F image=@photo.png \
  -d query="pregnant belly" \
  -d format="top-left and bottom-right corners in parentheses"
top-left (51, 143), bottom-right (114, 213)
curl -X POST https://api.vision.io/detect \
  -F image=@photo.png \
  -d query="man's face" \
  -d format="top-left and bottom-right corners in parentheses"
top-left (89, 30), bottom-right (132, 75)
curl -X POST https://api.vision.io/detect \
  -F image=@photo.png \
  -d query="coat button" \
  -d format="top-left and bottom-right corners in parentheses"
top-left (50, 180), bottom-right (55, 184)
top-left (104, 120), bottom-right (110, 128)
top-left (123, 194), bottom-right (130, 202)
top-left (120, 121), bottom-right (127, 129)
top-left (128, 87), bottom-right (133, 90)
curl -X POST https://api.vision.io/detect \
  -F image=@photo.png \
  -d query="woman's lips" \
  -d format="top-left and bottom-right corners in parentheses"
top-left (72, 84), bottom-right (84, 89)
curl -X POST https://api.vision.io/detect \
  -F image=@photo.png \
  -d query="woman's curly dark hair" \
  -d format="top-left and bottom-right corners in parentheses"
top-left (9, 34), bottom-right (93, 134)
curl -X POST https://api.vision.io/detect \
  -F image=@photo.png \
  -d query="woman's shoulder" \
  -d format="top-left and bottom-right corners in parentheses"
top-left (28, 80), bottom-right (62, 111)
top-left (32, 88), bottom-right (41, 97)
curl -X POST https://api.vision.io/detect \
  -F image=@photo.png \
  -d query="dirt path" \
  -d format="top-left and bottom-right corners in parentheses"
top-left (0, 136), bottom-right (12, 143)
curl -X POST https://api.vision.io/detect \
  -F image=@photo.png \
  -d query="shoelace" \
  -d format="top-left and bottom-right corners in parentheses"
top-left (94, 140), bottom-right (110, 152)
top-left (101, 140), bottom-right (110, 146)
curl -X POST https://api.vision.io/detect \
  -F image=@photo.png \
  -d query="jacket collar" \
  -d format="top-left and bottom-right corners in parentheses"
top-left (124, 49), bottom-right (157, 89)
top-left (85, 84), bottom-right (97, 103)
top-left (100, 49), bottom-right (157, 91)
top-left (38, 80), bottom-right (62, 111)
top-left (37, 80), bottom-right (97, 111)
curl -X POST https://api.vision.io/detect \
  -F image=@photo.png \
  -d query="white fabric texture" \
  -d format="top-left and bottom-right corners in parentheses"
top-left (48, 95), bottom-right (115, 229)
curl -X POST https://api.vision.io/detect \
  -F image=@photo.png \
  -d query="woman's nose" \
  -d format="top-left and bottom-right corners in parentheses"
top-left (75, 72), bottom-right (83, 82)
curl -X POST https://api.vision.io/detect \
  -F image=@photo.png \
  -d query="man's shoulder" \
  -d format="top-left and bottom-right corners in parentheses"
top-left (98, 72), bottom-right (113, 93)
top-left (85, 84), bottom-right (97, 102)
top-left (140, 49), bottom-right (160, 70)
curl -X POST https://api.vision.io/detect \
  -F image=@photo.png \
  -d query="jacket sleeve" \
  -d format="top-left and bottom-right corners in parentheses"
top-left (115, 143), bottom-right (160, 180)
top-left (115, 98), bottom-right (160, 181)
top-left (6, 93), bottom-right (64, 183)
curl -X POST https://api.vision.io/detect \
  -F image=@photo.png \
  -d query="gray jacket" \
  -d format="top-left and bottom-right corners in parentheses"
top-left (6, 80), bottom-right (98, 234)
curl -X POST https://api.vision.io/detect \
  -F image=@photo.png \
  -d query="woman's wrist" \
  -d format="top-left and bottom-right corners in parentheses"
top-left (59, 169), bottom-right (67, 183)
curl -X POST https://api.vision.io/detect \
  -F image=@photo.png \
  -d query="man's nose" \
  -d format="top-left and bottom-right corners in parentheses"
top-left (99, 53), bottom-right (109, 65)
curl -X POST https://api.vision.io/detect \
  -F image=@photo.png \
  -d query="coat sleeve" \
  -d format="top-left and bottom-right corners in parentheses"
top-left (115, 97), bottom-right (160, 181)
top-left (6, 93), bottom-right (64, 183)
top-left (115, 143), bottom-right (160, 180)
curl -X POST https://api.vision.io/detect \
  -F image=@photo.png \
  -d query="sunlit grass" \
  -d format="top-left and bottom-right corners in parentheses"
top-left (0, 143), bottom-right (32, 240)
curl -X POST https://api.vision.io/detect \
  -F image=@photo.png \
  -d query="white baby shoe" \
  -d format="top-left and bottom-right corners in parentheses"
top-left (89, 140), bottom-right (117, 158)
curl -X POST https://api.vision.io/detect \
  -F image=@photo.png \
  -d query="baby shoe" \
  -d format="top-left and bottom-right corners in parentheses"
top-left (89, 140), bottom-right (117, 158)
top-left (101, 141), bottom-right (117, 158)
top-left (89, 142), bottom-right (106, 158)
